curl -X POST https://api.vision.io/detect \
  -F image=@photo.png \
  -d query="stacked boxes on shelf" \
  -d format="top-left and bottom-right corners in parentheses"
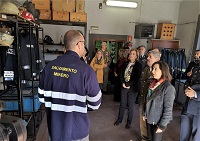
top-left (33, 0), bottom-right (87, 22)
top-left (52, 0), bottom-right (75, 21)
top-left (156, 23), bottom-right (176, 40)
top-left (32, 0), bottom-right (51, 20)
top-left (52, 0), bottom-right (87, 22)
top-left (70, 0), bottom-right (87, 22)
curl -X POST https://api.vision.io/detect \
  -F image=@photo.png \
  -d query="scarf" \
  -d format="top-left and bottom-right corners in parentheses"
top-left (95, 57), bottom-right (102, 65)
top-left (148, 78), bottom-right (165, 98)
top-left (124, 62), bottom-right (135, 82)
top-left (149, 78), bottom-right (165, 91)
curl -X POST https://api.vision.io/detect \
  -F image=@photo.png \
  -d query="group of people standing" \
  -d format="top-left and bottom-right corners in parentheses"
top-left (113, 46), bottom-right (176, 141)
top-left (38, 29), bottom-right (200, 141)
top-left (113, 44), bottom-right (200, 141)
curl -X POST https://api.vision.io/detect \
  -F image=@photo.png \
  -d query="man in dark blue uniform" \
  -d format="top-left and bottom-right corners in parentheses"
top-left (38, 30), bottom-right (102, 141)
top-left (180, 50), bottom-right (200, 141)
top-left (137, 45), bottom-right (147, 70)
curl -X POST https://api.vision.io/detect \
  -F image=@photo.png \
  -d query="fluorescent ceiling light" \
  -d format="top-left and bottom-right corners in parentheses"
top-left (105, 0), bottom-right (138, 8)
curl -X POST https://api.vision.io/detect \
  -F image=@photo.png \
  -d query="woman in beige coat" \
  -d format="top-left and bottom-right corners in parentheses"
top-left (90, 50), bottom-right (105, 87)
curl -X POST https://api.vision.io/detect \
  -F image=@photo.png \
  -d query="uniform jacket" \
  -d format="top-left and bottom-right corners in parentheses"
top-left (182, 63), bottom-right (200, 115)
top-left (187, 84), bottom-right (200, 116)
top-left (90, 57), bottom-right (105, 83)
top-left (144, 81), bottom-right (175, 130)
top-left (102, 49), bottom-right (111, 72)
top-left (182, 61), bottom-right (197, 79)
top-left (186, 64), bottom-right (200, 116)
top-left (38, 50), bottom-right (102, 141)
top-left (139, 55), bottom-right (147, 70)
top-left (120, 60), bottom-right (142, 92)
top-left (161, 49), bottom-right (186, 79)
top-left (140, 66), bottom-right (152, 106)
top-left (185, 63), bottom-right (200, 86)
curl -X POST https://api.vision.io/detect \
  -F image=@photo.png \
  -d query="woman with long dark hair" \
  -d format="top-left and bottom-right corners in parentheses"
top-left (143, 61), bottom-right (175, 141)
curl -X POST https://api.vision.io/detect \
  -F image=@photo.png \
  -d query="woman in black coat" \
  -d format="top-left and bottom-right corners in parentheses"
top-left (114, 49), bottom-right (142, 129)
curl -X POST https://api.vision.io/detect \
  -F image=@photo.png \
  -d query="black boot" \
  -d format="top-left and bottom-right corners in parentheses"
top-left (125, 123), bottom-right (131, 129)
top-left (114, 119), bottom-right (122, 126)
top-left (135, 93), bottom-right (140, 104)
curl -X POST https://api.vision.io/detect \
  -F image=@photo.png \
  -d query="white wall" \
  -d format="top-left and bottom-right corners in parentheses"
top-left (37, 0), bottom-right (181, 48)
top-left (40, 24), bottom-right (85, 43)
top-left (86, 0), bottom-right (181, 48)
top-left (176, 0), bottom-right (199, 62)
top-left (9, 0), bottom-right (200, 63)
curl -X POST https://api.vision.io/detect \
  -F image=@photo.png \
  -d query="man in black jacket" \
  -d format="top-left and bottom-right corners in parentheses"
top-left (182, 50), bottom-right (200, 79)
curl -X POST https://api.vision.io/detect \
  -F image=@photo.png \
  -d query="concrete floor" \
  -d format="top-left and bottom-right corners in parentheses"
top-left (34, 94), bottom-right (182, 141)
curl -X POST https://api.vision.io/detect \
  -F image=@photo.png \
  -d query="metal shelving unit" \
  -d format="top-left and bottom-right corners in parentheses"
top-left (39, 20), bottom-right (87, 63)
top-left (0, 13), bottom-right (44, 139)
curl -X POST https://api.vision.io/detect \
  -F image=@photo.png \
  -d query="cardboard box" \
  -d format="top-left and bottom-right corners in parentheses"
top-left (76, 0), bottom-right (85, 13)
top-left (39, 9), bottom-right (51, 20)
top-left (53, 10), bottom-right (69, 21)
top-left (156, 23), bottom-right (176, 40)
top-left (52, 0), bottom-right (75, 12)
top-left (32, 0), bottom-right (50, 10)
top-left (70, 12), bottom-right (87, 22)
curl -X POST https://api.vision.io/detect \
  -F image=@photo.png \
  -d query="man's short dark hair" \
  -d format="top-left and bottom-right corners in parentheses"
top-left (64, 30), bottom-right (83, 50)
top-left (137, 45), bottom-right (146, 50)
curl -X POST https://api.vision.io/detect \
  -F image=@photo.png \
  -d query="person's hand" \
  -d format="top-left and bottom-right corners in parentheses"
top-left (185, 87), bottom-right (195, 98)
top-left (142, 116), bottom-right (146, 121)
top-left (122, 83), bottom-right (127, 88)
top-left (156, 128), bottom-right (162, 133)
top-left (187, 71), bottom-right (192, 77)
top-left (122, 83), bottom-right (130, 89)
top-left (104, 64), bottom-right (108, 68)
top-left (114, 72), bottom-right (118, 77)
top-left (187, 67), bottom-right (193, 77)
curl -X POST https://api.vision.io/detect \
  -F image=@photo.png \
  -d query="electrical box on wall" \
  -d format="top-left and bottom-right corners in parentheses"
top-left (134, 24), bottom-right (155, 39)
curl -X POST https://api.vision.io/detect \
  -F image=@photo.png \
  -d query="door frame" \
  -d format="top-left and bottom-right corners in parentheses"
top-left (88, 33), bottom-right (128, 61)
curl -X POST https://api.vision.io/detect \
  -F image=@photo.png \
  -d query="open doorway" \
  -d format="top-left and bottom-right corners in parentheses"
top-left (88, 33), bottom-right (130, 86)
top-left (88, 33), bottom-right (130, 63)
top-left (94, 40), bottom-right (124, 63)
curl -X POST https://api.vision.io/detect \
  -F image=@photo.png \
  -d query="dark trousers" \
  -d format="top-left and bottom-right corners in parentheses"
top-left (140, 97), bottom-right (150, 141)
top-left (117, 88), bottom-right (136, 124)
top-left (114, 76), bottom-right (121, 102)
top-left (180, 113), bottom-right (200, 141)
top-left (147, 123), bottom-right (163, 141)
top-left (103, 68), bottom-right (109, 91)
